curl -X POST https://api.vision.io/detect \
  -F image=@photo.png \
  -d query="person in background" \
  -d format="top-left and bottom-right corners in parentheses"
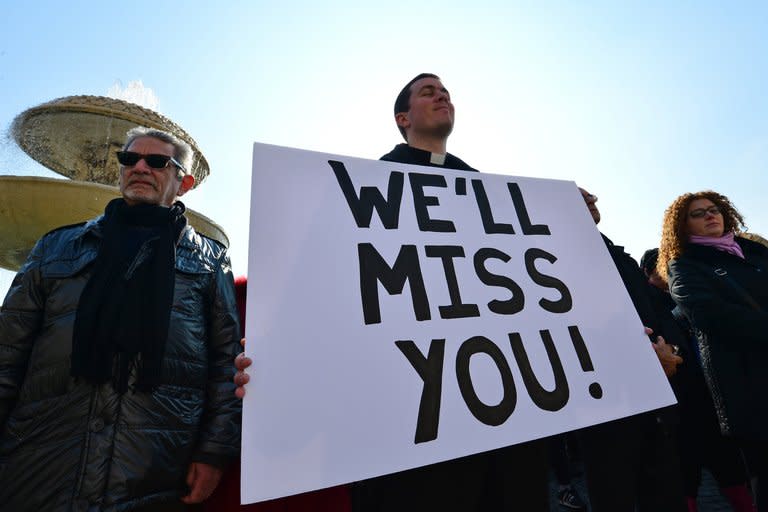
top-left (576, 188), bottom-right (687, 512)
top-left (659, 190), bottom-right (767, 511)
top-left (640, 248), bottom-right (754, 512)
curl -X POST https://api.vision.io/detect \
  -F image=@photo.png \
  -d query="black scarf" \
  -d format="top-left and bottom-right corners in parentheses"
top-left (71, 198), bottom-right (187, 393)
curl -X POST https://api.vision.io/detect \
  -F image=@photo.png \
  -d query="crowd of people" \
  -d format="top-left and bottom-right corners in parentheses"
top-left (0, 72), bottom-right (765, 512)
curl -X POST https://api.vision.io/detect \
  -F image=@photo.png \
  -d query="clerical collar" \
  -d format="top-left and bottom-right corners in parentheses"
top-left (429, 152), bottom-right (447, 165)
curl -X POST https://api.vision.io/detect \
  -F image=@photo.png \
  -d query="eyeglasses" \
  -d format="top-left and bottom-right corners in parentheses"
top-left (116, 151), bottom-right (186, 173)
top-left (689, 206), bottom-right (721, 218)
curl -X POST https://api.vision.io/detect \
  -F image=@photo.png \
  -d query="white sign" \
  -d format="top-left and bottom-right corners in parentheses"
top-left (242, 143), bottom-right (675, 504)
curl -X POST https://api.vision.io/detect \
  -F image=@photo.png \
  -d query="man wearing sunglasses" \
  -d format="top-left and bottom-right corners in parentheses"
top-left (116, 146), bottom-right (195, 207)
top-left (0, 127), bottom-right (241, 511)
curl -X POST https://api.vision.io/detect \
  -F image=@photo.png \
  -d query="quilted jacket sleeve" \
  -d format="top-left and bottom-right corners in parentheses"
top-left (191, 247), bottom-right (242, 468)
top-left (0, 239), bottom-right (46, 428)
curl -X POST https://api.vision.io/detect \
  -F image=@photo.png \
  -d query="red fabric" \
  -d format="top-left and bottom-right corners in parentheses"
top-left (203, 276), bottom-right (351, 511)
top-left (206, 462), bottom-right (351, 512)
top-left (720, 485), bottom-right (757, 512)
top-left (234, 274), bottom-right (248, 331)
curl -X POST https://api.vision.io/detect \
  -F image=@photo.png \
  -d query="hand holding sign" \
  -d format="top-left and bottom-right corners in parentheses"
top-left (234, 338), bottom-right (250, 399)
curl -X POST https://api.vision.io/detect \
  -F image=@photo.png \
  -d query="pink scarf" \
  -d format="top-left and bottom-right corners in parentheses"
top-left (689, 232), bottom-right (745, 259)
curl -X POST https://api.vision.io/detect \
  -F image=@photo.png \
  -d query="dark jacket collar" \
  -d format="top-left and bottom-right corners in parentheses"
top-left (600, 233), bottom-right (627, 254)
top-left (380, 143), bottom-right (476, 171)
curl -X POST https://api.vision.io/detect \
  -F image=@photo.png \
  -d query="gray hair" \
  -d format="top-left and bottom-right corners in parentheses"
top-left (122, 126), bottom-right (193, 174)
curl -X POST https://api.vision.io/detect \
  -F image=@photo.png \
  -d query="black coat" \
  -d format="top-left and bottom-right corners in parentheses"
top-left (0, 216), bottom-right (242, 511)
top-left (576, 237), bottom-right (687, 512)
top-left (668, 236), bottom-right (768, 441)
top-left (603, 235), bottom-right (662, 332)
top-left (602, 236), bottom-right (692, 402)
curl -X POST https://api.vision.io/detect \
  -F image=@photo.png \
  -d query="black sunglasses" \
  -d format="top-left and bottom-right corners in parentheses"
top-left (116, 151), bottom-right (186, 173)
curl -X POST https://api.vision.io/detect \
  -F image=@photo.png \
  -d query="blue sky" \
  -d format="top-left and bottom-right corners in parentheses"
top-left (1, 1), bottom-right (767, 296)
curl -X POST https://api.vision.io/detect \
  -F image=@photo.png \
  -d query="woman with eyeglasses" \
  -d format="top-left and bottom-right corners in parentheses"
top-left (658, 191), bottom-right (767, 511)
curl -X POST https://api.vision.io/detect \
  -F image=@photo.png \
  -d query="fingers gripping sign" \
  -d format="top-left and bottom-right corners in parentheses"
top-left (644, 327), bottom-right (683, 377)
top-left (234, 338), bottom-right (251, 399)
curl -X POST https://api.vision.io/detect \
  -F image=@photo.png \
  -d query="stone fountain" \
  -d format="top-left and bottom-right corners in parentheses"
top-left (1, 95), bottom-right (227, 270)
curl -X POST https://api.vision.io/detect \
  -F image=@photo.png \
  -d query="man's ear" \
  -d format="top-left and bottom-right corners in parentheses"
top-left (177, 174), bottom-right (195, 197)
top-left (395, 112), bottom-right (410, 131)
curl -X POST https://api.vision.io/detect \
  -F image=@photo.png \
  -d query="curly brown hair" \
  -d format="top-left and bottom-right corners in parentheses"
top-left (657, 190), bottom-right (745, 281)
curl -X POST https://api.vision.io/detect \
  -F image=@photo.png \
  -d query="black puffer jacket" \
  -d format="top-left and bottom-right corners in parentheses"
top-left (668, 236), bottom-right (768, 441)
top-left (0, 215), bottom-right (242, 511)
